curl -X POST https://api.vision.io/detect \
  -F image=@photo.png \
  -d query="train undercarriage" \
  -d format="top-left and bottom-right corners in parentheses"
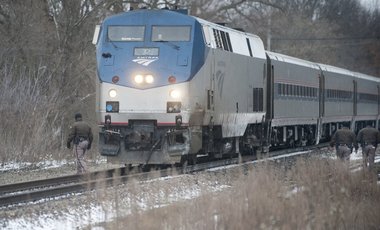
top-left (99, 118), bottom-right (378, 165)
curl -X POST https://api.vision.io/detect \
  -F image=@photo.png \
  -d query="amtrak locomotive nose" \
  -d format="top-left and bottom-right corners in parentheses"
top-left (93, 9), bottom-right (211, 164)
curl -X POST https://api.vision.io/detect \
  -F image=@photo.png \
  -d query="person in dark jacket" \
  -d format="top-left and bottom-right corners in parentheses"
top-left (357, 124), bottom-right (380, 170)
top-left (330, 125), bottom-right (358, 161)
top-left (67, 113), bottom-right (93, 174)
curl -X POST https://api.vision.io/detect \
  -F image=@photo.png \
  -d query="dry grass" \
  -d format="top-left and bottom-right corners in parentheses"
top-left (97, 158), bottom-right (380, 230)
top-left (1, 156), bottom-right (379, 229)
top-left (0, 62), bottom-right (59, 163)
top-left (0, 60), bottom-right (97, 164)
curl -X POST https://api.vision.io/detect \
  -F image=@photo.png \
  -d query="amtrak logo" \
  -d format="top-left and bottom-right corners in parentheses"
top-left (132, 57), bottom-right (158, 66)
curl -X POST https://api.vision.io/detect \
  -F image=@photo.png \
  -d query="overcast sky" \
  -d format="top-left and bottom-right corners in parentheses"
top-left (360, 0), bottom-right (379, 9)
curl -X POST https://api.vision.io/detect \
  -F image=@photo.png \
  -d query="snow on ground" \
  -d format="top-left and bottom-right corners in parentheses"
top-left (2, 172), bottom-right (232, 230)
top-left (1, 149), bottom-right (380, 230)
top-left (0, 160), bottom-right (68, 172)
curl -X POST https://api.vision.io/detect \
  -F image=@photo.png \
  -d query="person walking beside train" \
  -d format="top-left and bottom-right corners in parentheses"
top-left (66, 113), bottom-right (94, 174)
top-left (357, 124), bottom-right (380, 170)
top-left (329, 125), bottom-right (358, 161)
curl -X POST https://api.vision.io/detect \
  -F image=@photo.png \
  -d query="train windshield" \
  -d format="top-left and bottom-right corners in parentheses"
top-left (151, 26), bottom-right (191, 42)
top-left (108, 26), bottom-right (145, 41)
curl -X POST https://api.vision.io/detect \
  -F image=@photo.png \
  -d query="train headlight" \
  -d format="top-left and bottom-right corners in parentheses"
top-left (169, 89), bottom-right (181, 99)
top-left (134, 75), bottom-right (144, 84)
top-left (109, 89), bottom-right (117, 98)
top-left (145, 74), bottom-right (154, 84)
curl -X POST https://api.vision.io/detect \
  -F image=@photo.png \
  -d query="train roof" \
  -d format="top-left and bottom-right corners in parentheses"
top-left (353, 71), bottom-right (380, 82)
top-left (266, 51), bottom-right (320, 69)
top-left (318, 63), bottom-right (380, 82)
top-left (317, 63), bottom-right (355, 77)
top-left (267, 51), bottom-right (380, 82)
top-left (102, 9), bottom-right (196, 25)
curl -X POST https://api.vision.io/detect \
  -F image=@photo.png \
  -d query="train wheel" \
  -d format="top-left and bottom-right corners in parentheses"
top-left (125, 164), bottom-right (133, 171)
top-left (180, 154), bottom-right (197, 166)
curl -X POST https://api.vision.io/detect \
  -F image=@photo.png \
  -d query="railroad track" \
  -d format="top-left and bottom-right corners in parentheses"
top-left (1, 143), bottom-right (371, 208)
top-left (0, 167), bottom-right (131, 207)
top-left (0, 157), bottom-right (245, 208)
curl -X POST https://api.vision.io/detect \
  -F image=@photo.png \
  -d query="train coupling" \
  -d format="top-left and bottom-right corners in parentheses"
top-left (166, 128), bottom-right (190, 155)
top-left (99, 129), bottom-right (122, 156)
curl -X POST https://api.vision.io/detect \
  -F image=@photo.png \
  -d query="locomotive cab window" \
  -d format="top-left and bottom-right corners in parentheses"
top-left (108, 26), bottom-right (145, 41)
top-left (152, 26), bottom-right (191, 42)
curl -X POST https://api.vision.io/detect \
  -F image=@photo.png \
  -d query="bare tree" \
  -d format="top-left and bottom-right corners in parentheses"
top-left (0, 0), bottom-right (379, 163)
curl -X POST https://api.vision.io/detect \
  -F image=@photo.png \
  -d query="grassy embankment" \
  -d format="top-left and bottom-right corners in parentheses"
top-left (92, 156), bottom-right (380, 230)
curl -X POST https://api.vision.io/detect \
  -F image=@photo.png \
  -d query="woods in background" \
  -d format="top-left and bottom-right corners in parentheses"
top-left (0, 0), bottom-right (379, 162)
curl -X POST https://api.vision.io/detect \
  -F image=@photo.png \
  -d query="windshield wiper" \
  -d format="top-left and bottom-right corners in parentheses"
top-left (109, 40), bottom-right (122, 50)
top-left (156, 40), bottom-right (180, 50)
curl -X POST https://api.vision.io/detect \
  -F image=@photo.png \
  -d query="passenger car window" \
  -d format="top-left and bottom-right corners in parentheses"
top-left (108, 26), bottom-right (145, 41)
top-left (152, 26), bottom-right (191, 42)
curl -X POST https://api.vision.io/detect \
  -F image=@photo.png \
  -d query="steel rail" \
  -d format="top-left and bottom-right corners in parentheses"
top-left (0, 143), bottom-right (342, 207)
top-left (0, 167), bottom-right (129, 196)
top-left (0, 155), bottom-right (250, 207)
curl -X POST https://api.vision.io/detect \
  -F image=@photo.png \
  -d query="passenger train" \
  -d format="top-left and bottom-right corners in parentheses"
top-left (92, 8), bottom-right (380, 165)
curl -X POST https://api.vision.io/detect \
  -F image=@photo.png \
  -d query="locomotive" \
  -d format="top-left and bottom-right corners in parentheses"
top-left (92, 8), bottom-right (380, 165)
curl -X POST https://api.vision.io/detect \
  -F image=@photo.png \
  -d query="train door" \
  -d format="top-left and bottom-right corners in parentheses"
top-left (199, 24), bottom-right (217, 154)
top-left (265, 54), bottom-right (274, 120)
top-left (201, 25), bottom-right (215, 114)
top-left (260, 54), bottom-right (273, 152)
top-left (378, 85), bottom-right (380, 115)
top-left (352, 80), bottom-right (358, 131)
top-left (353, 80), bottom-right (357, 116)
top-left (318, 73), bottom-right (325, 117)
top-left (209, 51), bottom-right (215, 114)
top-left (377, 85), bottom-right (380, 129)
top-left (316, 72), bottom-right (325, 144)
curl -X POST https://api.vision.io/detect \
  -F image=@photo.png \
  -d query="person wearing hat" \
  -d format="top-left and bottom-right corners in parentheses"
top-left (357, 124), bottom-right (380, 170)
top-left (329, 124), bottom-right (358, 161)
top-left (66, 113), bottom-right (94, 174)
